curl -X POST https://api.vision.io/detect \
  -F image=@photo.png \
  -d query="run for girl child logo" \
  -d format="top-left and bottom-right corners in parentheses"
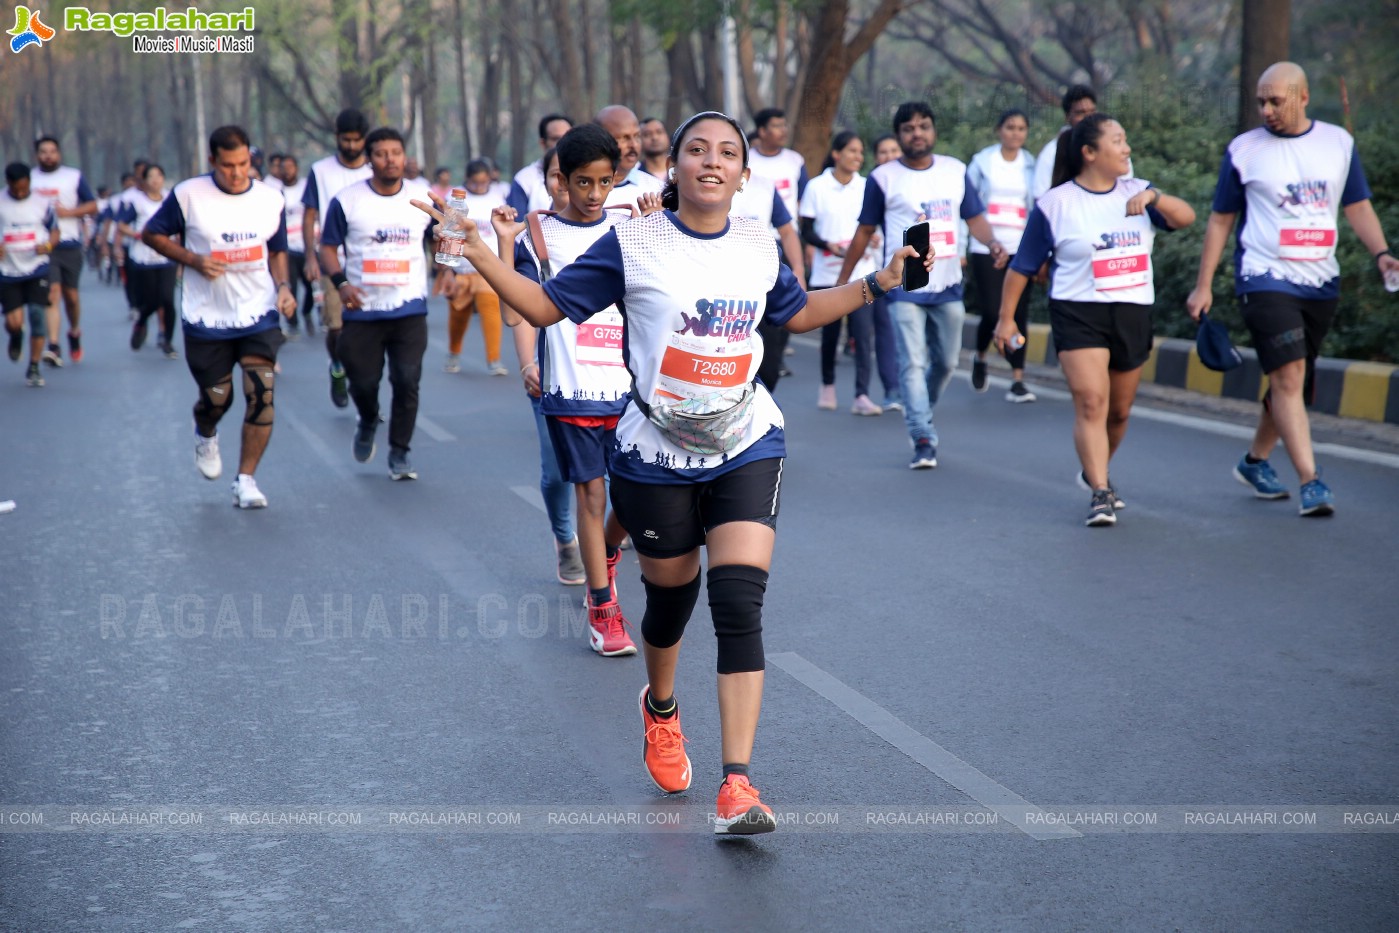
top-left (8, 6), bottom-right (56, 52)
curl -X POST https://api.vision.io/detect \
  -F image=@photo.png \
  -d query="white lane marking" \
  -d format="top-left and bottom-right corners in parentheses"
top-left (511, 485), bottom-right (547, 514)
top-left (769, 651), bottom-right (1080, 841)
top-left (415, 415), bottom-right (456, 443)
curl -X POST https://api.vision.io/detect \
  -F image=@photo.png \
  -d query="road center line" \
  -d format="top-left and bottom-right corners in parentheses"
top-left (769, 651), bottom-right (1080, 841)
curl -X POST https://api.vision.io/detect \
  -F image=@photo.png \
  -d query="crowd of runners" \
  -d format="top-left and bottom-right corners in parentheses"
top-left (3, 60), bottom-right (1395, 834)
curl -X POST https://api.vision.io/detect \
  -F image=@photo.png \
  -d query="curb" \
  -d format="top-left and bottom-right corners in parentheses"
top-left (964, 317), bottom-right (1399, 425)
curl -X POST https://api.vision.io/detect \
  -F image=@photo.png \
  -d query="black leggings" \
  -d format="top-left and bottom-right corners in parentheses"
top-left (971, 252), bottom-right (1029, 370)
top-left (130, 263), bottom-right (177, 344)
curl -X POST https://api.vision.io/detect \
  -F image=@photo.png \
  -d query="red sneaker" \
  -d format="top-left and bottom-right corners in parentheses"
top-left (714, 774), bottom-right (775, 835)
top-left (588, 599), bottom-right (636, 657)
top-left (68, 331), bottom-right (83, 364)
top-left (638, 686), bottom-right (691, 793)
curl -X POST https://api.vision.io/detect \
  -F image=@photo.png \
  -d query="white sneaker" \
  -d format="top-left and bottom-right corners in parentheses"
top-left (194, 430), bottom-right (222, 480)
top-left (443, 353), bottom-right (461, 374)
top-left (232, 474), bottom-right (268, 509)
top-left (487, 360), bottom-right (508, 376)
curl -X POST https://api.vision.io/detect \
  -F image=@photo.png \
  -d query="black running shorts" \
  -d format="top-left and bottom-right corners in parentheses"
top-left (609, 457), bottom-right (784, 559)
top-left (1, 276), bottom-right (49, 312)
top-left (1049, 299), bottom-right (1154, 372)
top-left (1238, 290), bottom-right (1337, 375)
top-left (47, 245), bottom-right (83, 289)
top-left (184, 327), bottom-right (285, 388)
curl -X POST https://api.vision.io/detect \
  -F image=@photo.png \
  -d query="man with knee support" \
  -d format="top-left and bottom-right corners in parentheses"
top-left (318, 126), bottom-right (433, 480)
top-left (142, 125), bottom-right (297, 508)
top-left (1, 162), bottom-right (60, 387)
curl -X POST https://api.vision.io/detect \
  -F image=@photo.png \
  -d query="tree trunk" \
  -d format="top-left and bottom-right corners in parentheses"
top-left (1238, 0), bottom-right (1291, 132)
top-left (735, 0), bottom-right (764, 119)
top-left (453, 0), bottom-right (474, 161)
top-left (420, 31), bottom-right (439, 173)
top-left (629, 15), bottom-right (645, 113)
top-left (507, 26), bottom-right (527, 172)
top-left (337, 0), bottom-right (365, 111)
top-left (789, 0), bottom-right (906, 175)
top-left (774, 1), bottom-right (788, 111)
top-left (581, 0), bottom-right (597, 108)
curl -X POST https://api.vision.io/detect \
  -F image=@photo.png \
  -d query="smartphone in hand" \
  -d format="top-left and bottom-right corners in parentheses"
top-left (903, 221), bottom-right (930, 292)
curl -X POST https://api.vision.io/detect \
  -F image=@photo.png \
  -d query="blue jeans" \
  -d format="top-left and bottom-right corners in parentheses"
top-left (530, 395), bottom-right (574, 542)
top-left (871, 296), bottom-right (901, 402)
top-left (890, 299), bottom-right (966, 446)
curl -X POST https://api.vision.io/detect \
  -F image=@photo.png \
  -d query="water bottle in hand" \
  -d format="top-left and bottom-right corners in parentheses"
top-left (435, 188), bottom-right (470, 269)
top-left (1384, 267), bottom-right (1399, 293)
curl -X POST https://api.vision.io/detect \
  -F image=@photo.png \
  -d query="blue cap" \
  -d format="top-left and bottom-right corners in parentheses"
top-left (1196, 312), bottom-right (1242, 372)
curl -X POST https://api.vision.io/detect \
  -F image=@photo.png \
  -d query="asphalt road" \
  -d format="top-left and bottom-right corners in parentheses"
top-left (2, 279), bottom-right (1397, 931)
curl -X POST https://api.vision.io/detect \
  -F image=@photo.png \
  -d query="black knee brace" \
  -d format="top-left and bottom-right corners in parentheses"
top-left (193, 377), bottom-right (235, 434)
top-left (243, 364), bottom-right (275, 425)
top-left (708, 565), bottom-right (768, 674)
top-left (640, 572), bottom-right (702, 649)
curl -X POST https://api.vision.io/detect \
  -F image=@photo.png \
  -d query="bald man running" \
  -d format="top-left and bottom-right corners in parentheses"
top-left (596, 105), bottom-right (662, 211)
top-left (1187, 62), bottom-right (1399, 517)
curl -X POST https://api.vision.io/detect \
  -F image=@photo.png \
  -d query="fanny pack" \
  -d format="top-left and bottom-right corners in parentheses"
top-left (629, 374), bottom-right (758, 456)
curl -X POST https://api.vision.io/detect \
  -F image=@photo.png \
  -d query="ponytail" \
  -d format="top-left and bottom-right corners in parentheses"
top-left (1051, 113), bottom-right (1112, 188)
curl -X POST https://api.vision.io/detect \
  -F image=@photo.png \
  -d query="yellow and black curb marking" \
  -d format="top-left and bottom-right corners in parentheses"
top-left (963, 318), bottom-right (1398, 425)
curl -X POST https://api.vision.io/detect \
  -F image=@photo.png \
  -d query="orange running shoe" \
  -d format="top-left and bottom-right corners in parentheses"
top-left (589, 599), bottom-right (636, 656)
top-left (713, 774), bottom-right (775, 835)
top-left (638, 686), bottom-right (691, 793)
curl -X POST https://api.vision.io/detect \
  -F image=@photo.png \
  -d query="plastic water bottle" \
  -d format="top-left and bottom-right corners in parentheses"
top-left (434, 187), bottom-right (470, 269)
top-left (1384, 267), bottom-right (1399, 293)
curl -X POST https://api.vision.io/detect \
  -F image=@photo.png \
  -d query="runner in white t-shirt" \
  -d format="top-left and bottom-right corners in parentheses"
top-left (1, 162), bottom-right (60, 386)
top-left (967, 109), bottom-right (1038, 402)
top-left (801, 131), bottom-right (883, 415)
top-left (414, 110), bottom-right (928, 836)
top-left (838, 101), bottom-right (1009, 470)
top-left (997, 114), bottom-right (1196, 527)
top-left (507, 114), bottom-right (574, 215)
top-left (597, 105), bottom-right (665, 213)
top-left (31, 136), bottom-right (98, 365)
top-left (1186, 62), bottom-right (1397, 517)
top-left (275, 155), bottom-right (314, 336)
top-left (301, 108), bottom-right (372, 408)
top-left (320, 128), bottom-right (435, 481)
top-left (141, 125), bottom-right (299, 510)
top-left (116, 164), bottom-right (179, 358)
top-left (497, 124), bottom-right (639, 657)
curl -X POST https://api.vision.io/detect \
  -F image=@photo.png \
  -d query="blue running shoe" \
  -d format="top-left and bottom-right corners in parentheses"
top-left (909, 440), bottom-right (937, 470)
top-left (1298, 476), bottom-right (1335, 517)
top-left (1233, 455), bottom-right (1289, 499)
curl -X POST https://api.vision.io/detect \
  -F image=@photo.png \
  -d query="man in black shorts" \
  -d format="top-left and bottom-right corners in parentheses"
top-left (142, 125), bottom-right (298, 509)
top-left (1187, 62), bottom-right (1397, 517)
top-left (1, 162), bottom-right (61, 387)
top-left (31, 136), bottom-right (98, 365)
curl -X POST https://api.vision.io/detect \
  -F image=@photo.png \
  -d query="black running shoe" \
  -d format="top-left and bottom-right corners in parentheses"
top-left (7, 329), bottom-right (21, 362)
top-left (130, 320), bottom-right (147, 351)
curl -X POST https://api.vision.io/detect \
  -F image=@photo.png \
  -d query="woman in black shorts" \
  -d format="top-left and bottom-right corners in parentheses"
top-left (995, 114), bottom-right (1195, 526)
top-left (416, 112), bottom-right (925, 833)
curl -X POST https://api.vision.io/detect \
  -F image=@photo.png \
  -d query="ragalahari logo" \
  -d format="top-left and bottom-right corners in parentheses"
top-left (9, 6), bottom-right (56, 53)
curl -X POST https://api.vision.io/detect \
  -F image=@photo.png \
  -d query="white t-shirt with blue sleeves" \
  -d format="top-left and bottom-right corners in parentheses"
top-left (541, 211), bottom-right (807, 485)
top-left (320, 179), bottom-right (432, 321)
top-left (858, 157), bottom-right (985, 305)
top-left (0, 190), bottom-right (56, 282)
top-left (1211, 120), bottom-right (1370, 300)
top-left (1012, 177), bottom-right (1171, 305)
top-left (116, 192), bottom-right (174, 267)
top-left (144, 175), bottom-right (288, 339)
top-left (30, 165), bottom-right (96, 246)
top-left (514, 211), bottom-right (633, 418)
